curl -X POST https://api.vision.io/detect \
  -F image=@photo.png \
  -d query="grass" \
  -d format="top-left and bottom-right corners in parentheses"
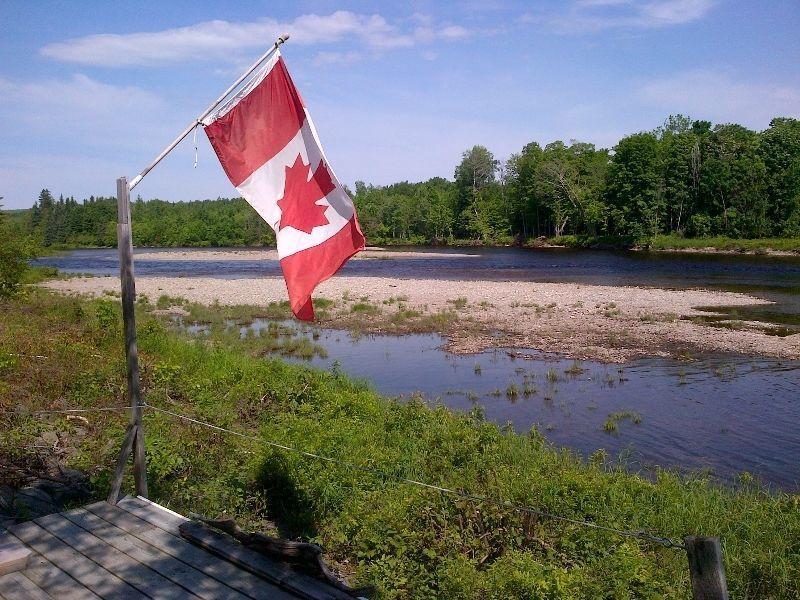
top-left (156, 294), bottom-right (186, 309)
top-left (639, 312), bottom-right (678, 323)
top-left (447, 297), bottom-right (468, 310)
top-left (351, 302), bottom-right (381, 316)
top-left (564, 361), bottom-right (585, 376)
top-left (649, 234), bottom-right (800, 253)
top-left (2, 290), bottom-right (799, 597)
top-left (542, 234), bottom-right (800, 253)
top-left (603, 411), bottom-right (643, 433)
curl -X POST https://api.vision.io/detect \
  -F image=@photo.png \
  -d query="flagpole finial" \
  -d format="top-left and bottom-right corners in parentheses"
top-left (278, 33), bottom-right (290, 45)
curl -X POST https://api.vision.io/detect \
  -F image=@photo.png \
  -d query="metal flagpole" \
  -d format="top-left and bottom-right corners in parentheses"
top-left (108, 34), bottom-right (289, 503)
top-left (129, 33), bottom-right (290, 190)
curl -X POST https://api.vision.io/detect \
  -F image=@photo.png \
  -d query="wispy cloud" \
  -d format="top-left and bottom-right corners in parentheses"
top-left (0, 74), bottom-right (163, 120)
top-left (40, 11), bottom-right (471, 67)
top-left (312, 51), bottom-right (363, 67)
top-left (0, 74), bottom-right (168, 147)
top-left (524, 0), bottom-right (716, 33)
top-left (639, 69), bottom-right (800, 126)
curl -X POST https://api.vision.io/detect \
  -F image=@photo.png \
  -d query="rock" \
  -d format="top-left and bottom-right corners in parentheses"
top-left (0, 469), bottom-right (90, 525)
top-left (39, 431), bottom-right (59, 447)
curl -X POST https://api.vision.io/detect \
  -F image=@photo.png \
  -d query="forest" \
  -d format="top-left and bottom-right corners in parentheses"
top-left (20, 115), bottom-right (800, 248)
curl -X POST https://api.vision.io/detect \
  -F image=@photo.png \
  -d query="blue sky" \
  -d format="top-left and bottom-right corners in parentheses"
top-left (1, 0), bottom-right (798, 209)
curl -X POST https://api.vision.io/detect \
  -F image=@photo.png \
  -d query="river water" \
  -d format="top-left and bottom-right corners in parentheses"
top-left (36, 247), bottom-right (800, 489)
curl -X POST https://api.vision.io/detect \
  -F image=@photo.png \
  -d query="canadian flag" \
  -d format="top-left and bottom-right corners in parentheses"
top-left (203, 50), bottom-right (365, 321)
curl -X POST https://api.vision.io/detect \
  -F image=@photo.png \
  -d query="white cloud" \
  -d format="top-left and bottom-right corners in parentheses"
top-left (639, 69), bottom-right (800, 126)
top-left (0, 74), bottom-right (162, 115)
top-left (439, 25), bottom-right (471, 40)
top-left (0, 74), bottom-right (171, 153)
top-left (40, 12), bottom-right (470, 67)
top-left (312, 51), bottom-right (363, 67)
top-left (542, 0), bottom-right (716, 33)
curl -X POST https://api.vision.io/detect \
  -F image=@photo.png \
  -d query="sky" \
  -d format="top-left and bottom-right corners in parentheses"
top-left (1, 0), bottom-right (798, 209)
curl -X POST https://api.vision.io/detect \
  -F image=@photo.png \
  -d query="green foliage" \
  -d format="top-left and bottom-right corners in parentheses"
top-left (3, 290), bottom-right (800, 598)
top-left (0, 203), bottom-right (37, 298)
top-left (606, 133), bottom-right (663, 240)
top-left (18, 116), bottom-right (800, 250)
top-left (25, 192), bottom-right (275, 248)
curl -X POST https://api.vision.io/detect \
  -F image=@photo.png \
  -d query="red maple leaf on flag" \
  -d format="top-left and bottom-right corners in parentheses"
top-left (277, 154), bottom-right (335, 234)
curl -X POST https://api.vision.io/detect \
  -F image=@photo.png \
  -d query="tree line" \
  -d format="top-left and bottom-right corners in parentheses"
top-left (26, 194), bottom-right (275, 247)
top-left (22, 115), bottom-right (800, 248)
top-left (356, 115), bottom-right (800, 244)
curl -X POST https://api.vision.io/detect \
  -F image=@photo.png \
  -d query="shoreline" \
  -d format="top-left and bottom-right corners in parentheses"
top-left (40, 240), bottom-right (800, 258)
top-left (131, 247), bottom-right (481, 261)
top-left (41, 274), bottom-right (799, 363)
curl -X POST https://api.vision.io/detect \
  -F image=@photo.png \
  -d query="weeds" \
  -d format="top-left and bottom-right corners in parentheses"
top-left (3, 290), bottom-right (800, 598)
top-left (603, 411), bottom-right (643, 433)
top-left (351, 302), bottom-right (380, 315)
top-left (448, 297), bottom-right (468, 310)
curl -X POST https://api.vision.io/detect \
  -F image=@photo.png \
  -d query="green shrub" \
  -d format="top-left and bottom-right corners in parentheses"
top-left (0, 209), bottom-right (36, 298)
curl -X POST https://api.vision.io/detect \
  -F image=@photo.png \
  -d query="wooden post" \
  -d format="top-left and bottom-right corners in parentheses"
top-left (685, 536), bottom-right (729, 600)
top-left (107, 424), bottom-right (137, 503)
top-left (116, 176), bottom-right (148, 498)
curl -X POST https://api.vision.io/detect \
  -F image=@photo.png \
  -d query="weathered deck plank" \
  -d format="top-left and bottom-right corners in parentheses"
top-left (179, 520), bottom-right (354, 600)
top-left (0, 571), bottom-right (51, 600)
top-left (0, 535), bottom-right (32, 576)
top-left (14, 551), bottom-right (100, 600)
top-left (87, 501), bottom-right (296, 600)
top-left (9, 521), bottom-right (146, 600)
top-left (117, 496), bottom-right (186, 536)
top-left (35, 512), bottom-right (199, 599)
top-left (62, 507), bottom-right (251, 600)
top-left (8, 497), bottom-right (349, 600)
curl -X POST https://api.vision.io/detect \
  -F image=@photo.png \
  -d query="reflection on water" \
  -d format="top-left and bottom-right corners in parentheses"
top-left (180, 317), bottom-right (800, 490)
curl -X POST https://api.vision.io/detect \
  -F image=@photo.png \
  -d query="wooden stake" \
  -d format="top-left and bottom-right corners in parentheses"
top-left (685, 536), bottom-right (729, 600)
top-left (115, 176), bottom-right (147, 498)
top-left (107, 424), bottom-right (137, 504)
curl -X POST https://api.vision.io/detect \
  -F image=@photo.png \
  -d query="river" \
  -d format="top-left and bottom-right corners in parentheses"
top-left (35, 246), bottom-right (800, 489)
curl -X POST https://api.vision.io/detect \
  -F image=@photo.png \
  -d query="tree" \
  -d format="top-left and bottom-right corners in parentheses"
top-left (538, 141), bottom-right (609, 237)
top-left (454, 146), bottom-right (499, 235)
top-left (506, 142), bottom-right (544, 237)
top-left (605, 133), bottom-right (663, 240)
top-left (658, 121), bottom-right (699, 234)
top-left (700, 124), bottom-right (768, 237)
top-left (759, 118), bottom-right (800, 235)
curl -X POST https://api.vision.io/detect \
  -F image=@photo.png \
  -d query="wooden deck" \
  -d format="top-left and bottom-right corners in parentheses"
top-left (0, 496), bottom-right (356, 600)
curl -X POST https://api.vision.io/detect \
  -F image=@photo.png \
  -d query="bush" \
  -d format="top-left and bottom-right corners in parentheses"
top-left (687, 214), bottom-right (712, 238)
top-left (0, 209), bottom-right (36, 298)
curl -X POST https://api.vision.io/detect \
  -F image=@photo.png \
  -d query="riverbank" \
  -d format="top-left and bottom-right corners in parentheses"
top-left (2, 290), bottom-right (798, 597)
top-left (42, 272), bottom-right (799, 362)
top-left (132, 247), bottom-right (480, 261)
top-left (33, 233), bottom-right (800, 257)
top-left (540, 234), bottom-right (800, 255)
